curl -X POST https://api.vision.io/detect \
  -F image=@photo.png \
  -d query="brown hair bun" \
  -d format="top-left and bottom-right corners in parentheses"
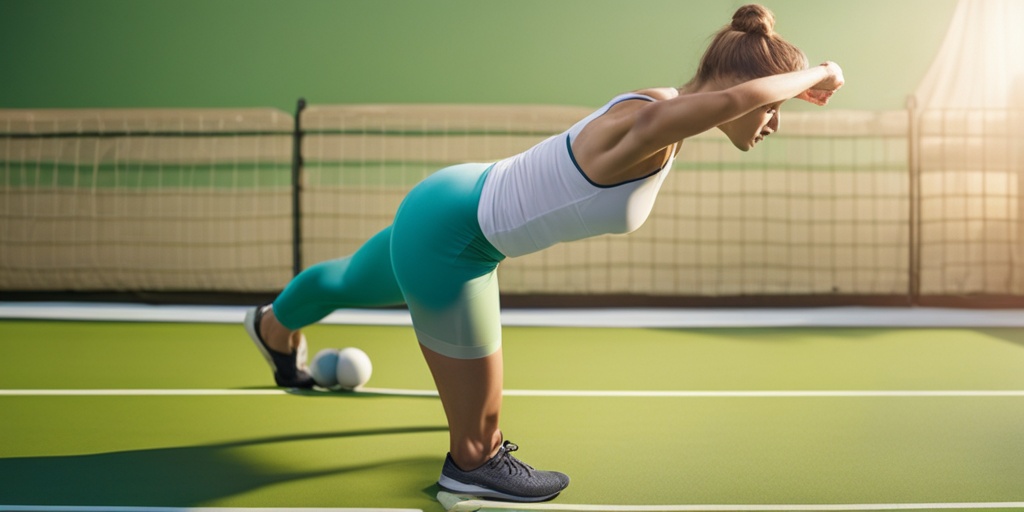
top-left (731, 4), bottom-right (775, 37)
top-left (686, 3), bottom-right (806, 87)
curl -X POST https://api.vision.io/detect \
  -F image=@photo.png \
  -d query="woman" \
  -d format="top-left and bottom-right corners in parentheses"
top-left (244, 4), bottom-right (843, 503)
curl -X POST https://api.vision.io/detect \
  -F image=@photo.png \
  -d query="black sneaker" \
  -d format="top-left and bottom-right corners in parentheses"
top-left (243, 305), bottom-right (315, 389)
top-left (438, 440), bottom-right (569, 502)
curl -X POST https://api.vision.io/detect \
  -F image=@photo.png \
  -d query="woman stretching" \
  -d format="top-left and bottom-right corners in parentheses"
top-left (244, 4), bottom-right (844, 503)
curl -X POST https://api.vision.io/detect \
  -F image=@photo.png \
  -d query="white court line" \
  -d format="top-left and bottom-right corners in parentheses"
top-left (0, 507), bottom-right (420, 512)
top-left (4, 302), bottom-right (1024, 328)
top-left (447, 501), bottom-right (1024, 512)
top-left (2, 388), bottom-right (1024, 398)
top-left (436, 492), bottom-right (1024, 511)
top-left (0, 389), bottom-right (291, 396)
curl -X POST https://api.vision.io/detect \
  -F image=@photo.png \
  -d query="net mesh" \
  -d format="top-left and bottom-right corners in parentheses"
top-left (916, 108), bottom-right (1024, 296)
top-left (0, 109), bottom-right (294, 292)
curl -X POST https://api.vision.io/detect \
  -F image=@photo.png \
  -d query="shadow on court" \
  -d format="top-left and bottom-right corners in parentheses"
top-left (0, 426), bottom-right (447, 507)
top-left (978, 328), bottom-right (1024, 351)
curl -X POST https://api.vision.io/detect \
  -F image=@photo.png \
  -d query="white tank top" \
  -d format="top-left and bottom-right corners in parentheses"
top-left (477, 93), bottom-right (675, 258)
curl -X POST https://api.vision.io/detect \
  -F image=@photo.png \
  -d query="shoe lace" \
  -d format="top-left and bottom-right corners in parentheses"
top-left (489, 440), bottom-right (535, 477)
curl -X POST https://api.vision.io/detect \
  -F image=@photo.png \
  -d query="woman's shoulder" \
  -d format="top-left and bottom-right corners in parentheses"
top-left (629, 87), bottom-right (680, 102)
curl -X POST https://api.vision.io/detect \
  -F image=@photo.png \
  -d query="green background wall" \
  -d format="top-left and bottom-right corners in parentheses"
top-left (1, 0), bottom-right (956, 112)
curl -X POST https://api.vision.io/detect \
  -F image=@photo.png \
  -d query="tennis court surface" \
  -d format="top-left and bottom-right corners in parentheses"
top-left (2, 304), bottom-right (1023, 512)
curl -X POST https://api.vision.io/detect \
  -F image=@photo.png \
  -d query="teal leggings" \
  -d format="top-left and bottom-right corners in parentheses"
top-left (272, 163), bottom-right (507, 359)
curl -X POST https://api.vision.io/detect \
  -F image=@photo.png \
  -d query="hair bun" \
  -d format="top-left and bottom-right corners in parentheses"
top-left (731, 4), bottom-right (775, 37)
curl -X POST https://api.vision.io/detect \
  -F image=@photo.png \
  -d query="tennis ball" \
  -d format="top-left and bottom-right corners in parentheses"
top-left (336, 347), bottom-right (373, 390)
top-left (310, 348), bottom-right (341, 389)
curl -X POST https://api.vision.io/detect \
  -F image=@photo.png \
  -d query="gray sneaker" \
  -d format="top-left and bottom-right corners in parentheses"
top-left (438, 440), bottom-right (570, 502)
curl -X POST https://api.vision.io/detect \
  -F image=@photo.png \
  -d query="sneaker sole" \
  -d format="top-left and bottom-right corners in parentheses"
top-left (243, 306), bottom-right (278, 373)
top-left (295, 332), bottom-right (309, 372)
top-left (437, 475), bottom-right (563, 503)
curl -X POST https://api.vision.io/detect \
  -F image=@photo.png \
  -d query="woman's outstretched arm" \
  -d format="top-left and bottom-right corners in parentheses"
top-left (627, 61), bottom-right (844, 154)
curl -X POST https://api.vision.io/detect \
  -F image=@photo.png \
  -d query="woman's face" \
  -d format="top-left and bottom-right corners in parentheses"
top-left (719, 102), bottom-right (782, 151)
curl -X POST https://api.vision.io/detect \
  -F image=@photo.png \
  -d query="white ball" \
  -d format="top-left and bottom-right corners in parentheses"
top-left (336, 347), bottom-right (372, 390)
top-left (310, 348), bottom-right (340, 389)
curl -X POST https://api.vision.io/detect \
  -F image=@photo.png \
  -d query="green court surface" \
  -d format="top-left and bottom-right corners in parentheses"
top-left (2, 318), bottom-right (1024, 511)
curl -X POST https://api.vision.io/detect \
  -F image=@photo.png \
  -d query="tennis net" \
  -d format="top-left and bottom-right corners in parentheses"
top-left (2, 103), bottom-right (1022, 306)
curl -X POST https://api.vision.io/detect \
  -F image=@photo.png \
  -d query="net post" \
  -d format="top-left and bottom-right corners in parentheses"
top-left (291, 98), bottom-right (307, 277)
top-left (906, 94), bottom-right (921, 305)
top-left (1015, 80), bottom-right (1024, 294)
